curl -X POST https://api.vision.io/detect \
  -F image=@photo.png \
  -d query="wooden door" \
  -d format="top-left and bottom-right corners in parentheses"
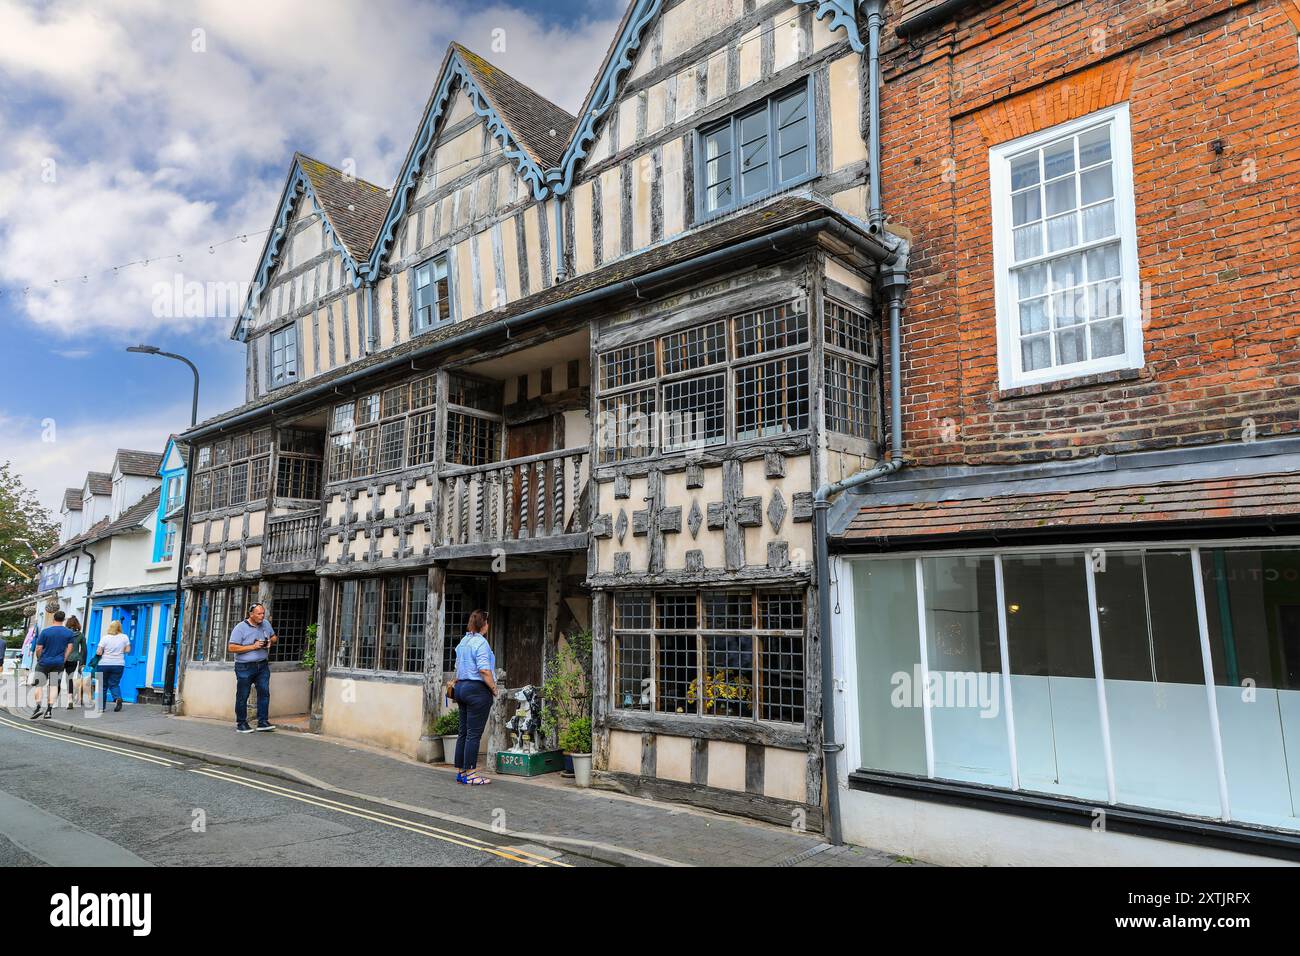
top-left (506, 418), bottom-right (555, 536)
top-left (496, 586), bottom-right (545, 690)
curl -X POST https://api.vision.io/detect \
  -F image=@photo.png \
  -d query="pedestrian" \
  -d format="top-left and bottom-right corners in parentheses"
top-left (19, 624), bottom-right (36, 684)
top-left (451, 609), bottom-right (496, 785)
top-left (96, 620), bottom-right (131, 713)
top-left (29, 611), bottom-right (76, 719)
top-left (227, 602), bottom-right (277, 734)
top-left (63, 616), bottom-right (86, 710)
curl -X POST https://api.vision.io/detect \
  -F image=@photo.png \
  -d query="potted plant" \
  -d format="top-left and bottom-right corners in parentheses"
top-left (434, 708), bottom-right (460, 765)
top-left (541, 629), bottom-right (591, 774)
top-left (559, 717), bottom-right (593, 787)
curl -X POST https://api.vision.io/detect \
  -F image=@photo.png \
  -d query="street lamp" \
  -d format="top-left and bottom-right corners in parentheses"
top-left (127, 344), bottom-right (200, 710)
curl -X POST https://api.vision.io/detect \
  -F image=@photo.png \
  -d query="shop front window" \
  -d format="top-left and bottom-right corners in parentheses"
top-left (850, 544), bottom-right (1300, 831)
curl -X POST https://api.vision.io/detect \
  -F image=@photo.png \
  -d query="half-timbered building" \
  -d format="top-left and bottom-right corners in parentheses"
top-left (176, 0), bottom-right (895, 827)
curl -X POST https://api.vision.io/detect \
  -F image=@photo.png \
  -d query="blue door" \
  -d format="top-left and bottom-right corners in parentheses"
top-left (151, 602), bottom-right (173, 688)
top-left (112, 606), bottom-right (151, 703)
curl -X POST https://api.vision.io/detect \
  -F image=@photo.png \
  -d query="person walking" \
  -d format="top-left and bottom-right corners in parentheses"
top-left (227, 602), bottom-right (277, 734)
top-left (63, 616), bottom-right (86, 710)
top-left (96, 620), bottom-right (131, 713)
top-left (29, 611), bottom-right (76, 719)
top-left (18, 623), bottom-right (36, 685)
top-left (452, 609), bottom-right (496, 785)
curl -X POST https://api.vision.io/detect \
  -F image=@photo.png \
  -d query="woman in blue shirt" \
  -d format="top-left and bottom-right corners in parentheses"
top-left (453, 609), bottom-right (497, 785)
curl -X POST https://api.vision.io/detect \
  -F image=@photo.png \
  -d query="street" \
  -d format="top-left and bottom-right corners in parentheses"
top-left (0, 712), bottom-right (589, 868)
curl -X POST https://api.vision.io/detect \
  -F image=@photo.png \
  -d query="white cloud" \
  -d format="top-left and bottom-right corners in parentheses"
top-left (1, 406), bottom-right (194, 515)
top-left (0, 0), bottom-right (623, 338)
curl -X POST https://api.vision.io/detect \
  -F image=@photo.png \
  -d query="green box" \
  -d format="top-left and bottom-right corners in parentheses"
top-left (496, 749), bottom-right (565, 777)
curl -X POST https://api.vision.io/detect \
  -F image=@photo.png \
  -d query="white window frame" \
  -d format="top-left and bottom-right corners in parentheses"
top-left (989, 103), bottom-right (1143, 391)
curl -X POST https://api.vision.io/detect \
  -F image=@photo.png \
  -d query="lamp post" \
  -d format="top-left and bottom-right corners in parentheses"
top-left (127, 345), bottom-right (199, 711)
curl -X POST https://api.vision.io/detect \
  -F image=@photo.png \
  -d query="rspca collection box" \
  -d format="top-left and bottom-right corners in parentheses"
top-left (496, 750), bottom-right (565, 776)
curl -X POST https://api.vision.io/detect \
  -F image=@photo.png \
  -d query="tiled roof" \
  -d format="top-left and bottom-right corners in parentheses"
top-left (297, 154), bottom-right (390, 261)
top-left (837, 471), bottom-right (1300, 545)
top-left (192, 195), bottom-right (855, 434)
top-left (62, 489), bottom-right (82, 511)
top-left (99, 488), bottom-right (161, 537)
top-left (85, 472), bottom-right (112, 497)
top-left (453, 44), bottom-right (577, 168)
top-left (37, 517), bottom-right (109, 562)
top-left (115, 449), bottom-right (163, 478)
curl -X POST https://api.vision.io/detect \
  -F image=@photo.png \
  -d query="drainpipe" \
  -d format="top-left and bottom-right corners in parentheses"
top-left (366, 280), bottom-right (380, 353)
top-left (813, 0), bottom-right (908, 845)
top-left (864, 0), bottom-right (886, 235)
top-left (77, 544), bottom-right (96, 664)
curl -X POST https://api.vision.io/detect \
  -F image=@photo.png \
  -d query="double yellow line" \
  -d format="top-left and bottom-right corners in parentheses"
top-left (0, 712), bottom-right (570, 867)
top-left (189, 767), bottom-right (570, 867)
top-left (0, 712), bottom-right (182, 768)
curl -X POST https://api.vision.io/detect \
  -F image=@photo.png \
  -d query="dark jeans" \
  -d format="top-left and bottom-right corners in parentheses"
top-left (234, 660), bottom-right (271, 727)
top-left (99, 665), bottom-right (124, 703)
top-left (454, 680), bottom-right (493, 770)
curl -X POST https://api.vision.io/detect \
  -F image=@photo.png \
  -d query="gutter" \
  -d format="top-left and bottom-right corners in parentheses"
top-left (894, 0), bottom-right (975, 38)
top-left (813, 0), bottom-right (911, 847)
top-left (182, 214), bottom-right (897, 442)
top-left (77, 543), bottom-right (96, 652)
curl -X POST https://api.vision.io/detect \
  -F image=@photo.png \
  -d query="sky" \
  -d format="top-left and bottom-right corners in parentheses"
top-left (0, 0), bottom-right (625, 515)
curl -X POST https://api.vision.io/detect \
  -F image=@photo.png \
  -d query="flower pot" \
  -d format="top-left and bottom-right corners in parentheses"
top-left (442, 735), bottom-right (460, 765)
top-left (571, 753), bottom-right (593, 788)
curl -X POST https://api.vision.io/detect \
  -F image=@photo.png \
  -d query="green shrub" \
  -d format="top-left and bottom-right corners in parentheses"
top-left (558, 716), bottom-right (592, 755)
top-left (541, 629), bottom-right (592, 747)
top-left (433, 709), bottom-right (460, 736)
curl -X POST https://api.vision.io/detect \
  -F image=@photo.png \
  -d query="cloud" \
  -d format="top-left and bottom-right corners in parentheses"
top-left (0, 0), bottom-right (623, 339)
top-left (0, 405), bottom-right (194, 515)
top-left (51, 349), bottom-right (91, 359)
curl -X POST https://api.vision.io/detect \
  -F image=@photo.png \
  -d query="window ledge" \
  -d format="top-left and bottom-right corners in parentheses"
top-left (998, 366), bottom-right (1144, 401)
top-left (847, 770), bottom-right (1300, 862)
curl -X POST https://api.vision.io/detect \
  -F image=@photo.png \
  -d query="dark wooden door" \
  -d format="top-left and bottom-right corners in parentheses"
top-left (496, 586), bottom-right (545, 690)
top-left (506, 418), bottom-right (555, 536)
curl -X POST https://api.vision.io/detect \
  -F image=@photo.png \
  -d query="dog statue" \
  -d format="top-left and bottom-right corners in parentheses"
top-left (505, 685), bottom-right (543, 754)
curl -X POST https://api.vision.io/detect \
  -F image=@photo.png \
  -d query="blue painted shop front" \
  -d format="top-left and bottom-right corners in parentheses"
top-left (86, 592), bottom-right (178, 703)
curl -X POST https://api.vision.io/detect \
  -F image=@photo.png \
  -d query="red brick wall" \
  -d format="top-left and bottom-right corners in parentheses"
top-left (879, 0), bottom-right (1300, 466)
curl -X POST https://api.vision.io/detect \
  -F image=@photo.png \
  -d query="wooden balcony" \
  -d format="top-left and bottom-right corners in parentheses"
top-left (263, 509), bottom-right (321, 571)
top-left (434, 447), bottom-right (590, 559)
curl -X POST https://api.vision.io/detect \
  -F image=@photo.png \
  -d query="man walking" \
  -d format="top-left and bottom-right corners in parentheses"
top-left (30, 611), bottom-right (76, 719)
top-left (227, 602), bottom-right (277, 733)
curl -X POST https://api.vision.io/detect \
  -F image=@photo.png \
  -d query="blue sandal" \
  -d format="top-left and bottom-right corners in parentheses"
top-left (462, 770), bottom-right (492, 785)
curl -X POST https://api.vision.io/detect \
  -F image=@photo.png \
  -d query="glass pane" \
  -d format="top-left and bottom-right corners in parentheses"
top-left (1018, 297), bottom-right (1048, 335)
top-left (1089, 318), bottom-right (1125, 358)
top-left (1003, 553), bottom-right (1108, 801)
top-left (1094, 551), bottom-right (1221, 817)
top-left (1055, 327), bottom-right (1086, 365)
top-left (776, 88), bottom-right (808, 127)
top-left (1012, 223), bottom-right (1042, 262)
top-left (1201, 548), bottom-right (1300, 830)
top-left (1014, 263), bottom-right (1047, 300)
top-left (1082, 201), bottom-right (1116, 242)
top-left (1088, 279), bottom-right (1123, 319)
top-left (853, 560), bottom-right (927, 776)
top-left (1080, 164), bottom-right (1113, 205)
top-left (1012, 188), bottom-right (1041, 226)
top-left (1021, 335), bottom-right (1051, 371)
top-left (1010, 153), bottom-right (1039, 191)
top-left (779, 144), bottom-right (808, 181)
top-left (1086, 242), bottom-right (1121, 280)
top-left (1046, 212), bottom-right (1078, 252)
top-left (1042, 139), bottom-right (1075, 179)
top-left (1049, 251), bottom-right (1084, 291)
top-left (1052, 290), bottom-right (1084, 327)
top-left (921, 556), bottom-right (1012, 787)
top-left (1044, 176), bottom-right (1076, 217)
top-left (1077, 125), bottom-right (1112, 167)
top-left (739, 109), bottom-right (769, 198)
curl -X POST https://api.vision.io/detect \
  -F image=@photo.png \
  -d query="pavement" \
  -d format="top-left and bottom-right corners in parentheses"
top-left (2, 698), bottom-right (922, 868)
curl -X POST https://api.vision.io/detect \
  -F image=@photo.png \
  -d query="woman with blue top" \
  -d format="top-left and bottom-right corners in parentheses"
top-left (452, 609), bottom-right (496, 785)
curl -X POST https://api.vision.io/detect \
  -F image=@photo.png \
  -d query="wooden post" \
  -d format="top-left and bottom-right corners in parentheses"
top-left (174, 586), bottom-right (197, 711)
top-left (417, 562), bottom-right (448, 763)
top-left (309, 576), bottom-right (332, 733)
top-left (591, 589), bottom-right (610, 770)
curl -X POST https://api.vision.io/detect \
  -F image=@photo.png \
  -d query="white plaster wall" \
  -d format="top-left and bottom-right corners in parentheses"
top-left (181, 667), bottom-right (310, 720)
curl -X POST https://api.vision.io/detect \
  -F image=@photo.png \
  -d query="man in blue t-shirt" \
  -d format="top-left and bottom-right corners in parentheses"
top-left (227, 603), bottom-right (278, 733)
top-left (30, 610), bottom-right (75, 720)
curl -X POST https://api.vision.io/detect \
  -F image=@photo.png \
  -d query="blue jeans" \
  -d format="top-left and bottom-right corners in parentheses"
top-left (234, 660), bottom-right (271, 727)
top-left (99, 665), bottom-right (124, 703)
top-left (454, 680), bottom-right (493, 770)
